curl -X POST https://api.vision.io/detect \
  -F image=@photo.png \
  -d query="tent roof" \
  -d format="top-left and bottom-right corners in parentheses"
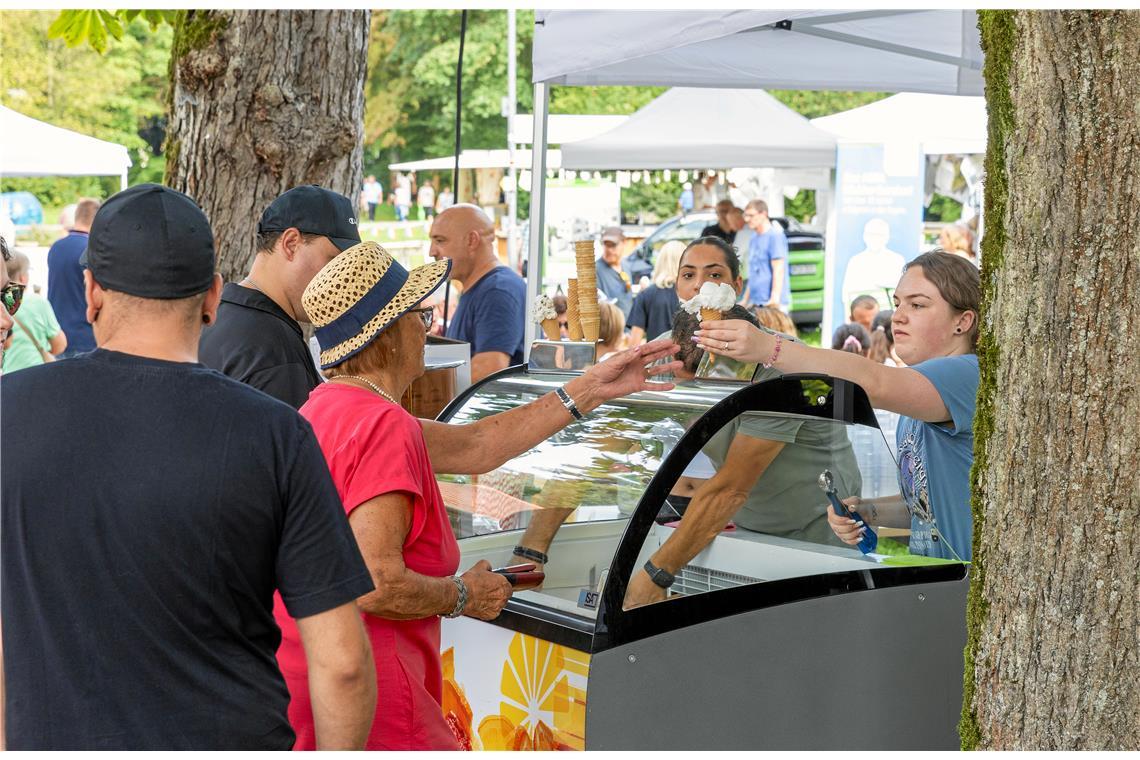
top-left (561, 87), bottom-right (836, 170)
top-left (389, 149), bottom-right (562, 172)
top-left (0, 105), bottom-right (132, 178)
top-left (812, 93), bottom-right (987, 154)
top-left (533, 10), bottom-right (983, 96)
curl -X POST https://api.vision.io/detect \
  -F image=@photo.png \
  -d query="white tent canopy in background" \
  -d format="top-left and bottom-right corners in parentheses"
top-left (534, 10), bottom-right (983, 96)
top-left (812, 93), bottom-right (988, 155)
top-left (561, 88), bottom-right (836, 170)
top-left (0, 105), bottom-right (132, 189)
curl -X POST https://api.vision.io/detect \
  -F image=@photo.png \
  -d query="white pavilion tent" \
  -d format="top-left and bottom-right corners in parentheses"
top-left (812, 93), bottom-right (987, 155)
top-left (0, 105), bottom-right (132, 190)
top-left (560, 88), bottom-right (837, 170)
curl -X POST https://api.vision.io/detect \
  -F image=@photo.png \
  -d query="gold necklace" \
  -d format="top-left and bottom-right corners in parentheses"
top-left (333, 375), bottom-right (400, 405)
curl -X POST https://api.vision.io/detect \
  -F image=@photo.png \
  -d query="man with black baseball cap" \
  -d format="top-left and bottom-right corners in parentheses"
top-left (200, 184), bottom-right (361, 408)
top-left (1, 183), bottom-right (376, 750)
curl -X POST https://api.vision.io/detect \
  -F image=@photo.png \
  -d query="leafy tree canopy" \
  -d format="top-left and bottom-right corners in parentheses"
top-left (0, 10), bottom-right (172, 205)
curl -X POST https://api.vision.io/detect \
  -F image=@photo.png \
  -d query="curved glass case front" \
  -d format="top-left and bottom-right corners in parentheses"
top-left (437, 369), bottom-right (967, 651)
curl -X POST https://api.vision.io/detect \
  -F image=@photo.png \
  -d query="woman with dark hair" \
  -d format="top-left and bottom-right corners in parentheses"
top-left (273, 242), bottom-right (680, 749)
top-left (695, 250), bottom-right (980, 561)
top-left (831, 322), bottom-right (871, 356)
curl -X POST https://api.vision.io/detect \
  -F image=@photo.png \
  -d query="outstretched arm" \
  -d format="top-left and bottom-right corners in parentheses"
top-left (422, 339), bottom-right (681, 474)
top-left (695, 320), bottom-right (952, 423)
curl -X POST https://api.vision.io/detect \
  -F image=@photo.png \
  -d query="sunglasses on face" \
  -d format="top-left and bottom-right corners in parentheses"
top-left (2, 282), bottom-right (25, 317)
top-left (412, 306), bottom-right (434, 330)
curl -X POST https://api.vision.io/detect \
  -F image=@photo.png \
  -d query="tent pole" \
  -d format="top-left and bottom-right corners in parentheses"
top-left (523, 82), bottom-right (549, 361)
top-left (120, 170), bottom-right (128, 191)
top-left (820, 167), bottom-right (839, 337)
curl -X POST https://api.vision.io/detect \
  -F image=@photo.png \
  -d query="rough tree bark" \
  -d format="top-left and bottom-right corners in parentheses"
top-left (164, 10), bottom-right (370, 281)
top-left (963, 10), bottom-right (1140, 750)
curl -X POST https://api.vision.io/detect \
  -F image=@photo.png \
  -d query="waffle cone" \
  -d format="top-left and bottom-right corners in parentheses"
top-left (540, 318), bottom-right (561, 341)
top-left (580, 316), bottom-right (600, 343)
top-left (700, 307), bottom-right (723, 323)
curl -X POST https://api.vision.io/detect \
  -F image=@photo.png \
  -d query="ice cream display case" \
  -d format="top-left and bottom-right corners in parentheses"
top-left (435, 364), bottom-right (969, 751)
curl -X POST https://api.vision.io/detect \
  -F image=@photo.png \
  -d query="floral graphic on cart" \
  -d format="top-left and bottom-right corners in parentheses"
top-left (442, 632), bottom-right (589, 751)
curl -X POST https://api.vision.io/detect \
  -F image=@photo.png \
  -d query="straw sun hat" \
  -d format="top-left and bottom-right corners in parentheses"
top-left (304, 241), bottom-right (451, 369)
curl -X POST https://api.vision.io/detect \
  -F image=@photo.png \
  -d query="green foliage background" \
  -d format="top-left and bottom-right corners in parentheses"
top-left (0, 10), bottom-right (171, 207)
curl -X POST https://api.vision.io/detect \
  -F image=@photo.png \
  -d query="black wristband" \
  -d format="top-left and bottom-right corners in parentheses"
top-left (513, 545), bottom-right (549, 564)
top-left (555, 386), bottom-right (584, 421)
top-left (644, 559), bottom-right (675, 589)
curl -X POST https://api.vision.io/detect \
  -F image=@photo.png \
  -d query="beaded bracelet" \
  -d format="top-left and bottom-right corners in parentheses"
top-left (763, 334), bottom-right (783, 369)
top-left (513, 545), bottom-right (549, 565)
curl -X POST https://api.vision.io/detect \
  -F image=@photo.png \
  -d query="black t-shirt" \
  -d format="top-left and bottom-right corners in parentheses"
top-left (699, 223), bottom-right (735, 244)
top-left (199, 283), bottom-right (322, 409)
top-left (627, 284), bottom-right (680, 340)
top-left (1, 350), bottom-right (374, 750)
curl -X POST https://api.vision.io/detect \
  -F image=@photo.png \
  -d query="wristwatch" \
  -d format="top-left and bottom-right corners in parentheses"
top-left (443, 575), bottom-right (468, 618)
top-left (643, 559), bottom-right (675, 589)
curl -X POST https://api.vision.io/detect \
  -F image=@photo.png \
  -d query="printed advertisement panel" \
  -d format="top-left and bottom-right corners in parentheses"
top-left (441, 617), bottom-right (589, 751)
top-left (828, 142), bottom-right (925, 336)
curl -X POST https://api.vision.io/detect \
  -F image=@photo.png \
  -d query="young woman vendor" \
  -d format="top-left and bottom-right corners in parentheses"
top-left (695, 250), bottom-right (980, 561)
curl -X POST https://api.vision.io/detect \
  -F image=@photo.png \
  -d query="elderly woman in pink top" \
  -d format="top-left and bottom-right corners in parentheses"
top-left (273, 241), bottom-right (680, 749)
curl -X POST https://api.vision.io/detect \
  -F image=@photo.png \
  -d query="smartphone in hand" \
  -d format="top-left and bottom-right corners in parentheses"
top-left (492, 563), bottom-right (544, 590)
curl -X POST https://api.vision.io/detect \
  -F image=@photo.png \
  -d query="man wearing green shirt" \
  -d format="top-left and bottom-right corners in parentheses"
top-left (3, 251), bottom-right (66, 373)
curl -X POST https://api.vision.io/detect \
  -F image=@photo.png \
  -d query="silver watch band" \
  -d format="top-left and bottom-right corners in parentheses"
top-left (443, 575), bottom-right (468, 618)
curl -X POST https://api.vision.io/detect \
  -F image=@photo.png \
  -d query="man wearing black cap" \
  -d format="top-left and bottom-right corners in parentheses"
top-left (1, 184), bottom-right (376, 750)
top-left (200, 185), bottom-right (361, 408)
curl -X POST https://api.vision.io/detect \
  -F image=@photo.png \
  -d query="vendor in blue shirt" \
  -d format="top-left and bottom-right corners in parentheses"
top-left (430, 204), bottom-right (526, 382)
top-left (743, 200), bottom-right (790, 310)
top-left (694, 250), bottom-right (980, 561)
top-left (47, 197), bottom-right (101, 355)
top-left (596, 226), bottom-right (633, 317)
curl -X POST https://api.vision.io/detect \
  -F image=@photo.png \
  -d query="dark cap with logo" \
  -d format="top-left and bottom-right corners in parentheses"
top-left (258, 185), bottom-right (361, 252)
top-left (81, 183), bottom-right (216, 299)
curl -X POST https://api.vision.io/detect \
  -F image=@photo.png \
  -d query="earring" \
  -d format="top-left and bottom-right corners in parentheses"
top-left (202, 314), bottom-right (212, 325)
top-left (955, 328), bottom-right (962, 334)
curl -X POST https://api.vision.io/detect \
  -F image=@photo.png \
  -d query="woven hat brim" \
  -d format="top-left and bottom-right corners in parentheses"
top-left (319, 257), bottom-right (452, 369)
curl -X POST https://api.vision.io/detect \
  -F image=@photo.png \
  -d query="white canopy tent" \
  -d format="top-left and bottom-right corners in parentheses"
top-left (522, 9), bottom-right (985, 351)
top-left (533, 10), bottom-right (983, 96)
top-left (0, 105), bottom-right (132, 190)
top-left (560, 88), bottom-right (837, 170)
top-left (812, 93), bottom-right (987, 155)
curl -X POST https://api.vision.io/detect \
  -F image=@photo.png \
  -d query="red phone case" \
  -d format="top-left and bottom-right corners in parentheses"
top-left (505, 570), bottom-right (545, 589)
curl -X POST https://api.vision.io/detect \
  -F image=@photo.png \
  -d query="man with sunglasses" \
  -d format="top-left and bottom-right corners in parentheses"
top-left (200, 185), bottom-right (361, 408)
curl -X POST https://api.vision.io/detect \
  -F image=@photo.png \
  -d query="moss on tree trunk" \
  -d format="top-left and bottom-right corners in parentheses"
top-left (965, 10), bottom-right (1140, 749)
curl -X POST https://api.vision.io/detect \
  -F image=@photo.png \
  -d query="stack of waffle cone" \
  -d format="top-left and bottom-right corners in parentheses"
top-left (565, 279), bottom-right (584, 341)
top-left (699, 307), bottom-right (724, 324)
top-left (573, 239), bottom-right (600, 342)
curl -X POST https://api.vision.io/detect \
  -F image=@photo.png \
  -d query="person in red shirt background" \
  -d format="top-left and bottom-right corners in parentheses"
top-left (274, 241), bottom-right (681, 750)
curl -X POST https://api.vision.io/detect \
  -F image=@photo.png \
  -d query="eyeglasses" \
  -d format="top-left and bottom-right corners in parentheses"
top-left (412, 306), bottom-right (434, 330)
top-left (1, 282), bottom-right (25, 317)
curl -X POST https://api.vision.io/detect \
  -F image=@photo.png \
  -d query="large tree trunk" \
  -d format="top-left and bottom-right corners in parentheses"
top-left (165, 10), bottom-right (369, 282)
top-left (963, 10), bottom-right (1140, 750)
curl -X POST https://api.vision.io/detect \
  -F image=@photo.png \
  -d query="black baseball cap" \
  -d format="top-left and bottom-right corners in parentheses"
top-left (80, 184), bottom-right (216, 299)
top-left (258, 185), bottom-right (361, 251)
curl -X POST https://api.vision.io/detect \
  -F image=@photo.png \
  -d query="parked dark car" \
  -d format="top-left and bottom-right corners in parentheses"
top-left (624, 212), bottom-right (825, 328)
